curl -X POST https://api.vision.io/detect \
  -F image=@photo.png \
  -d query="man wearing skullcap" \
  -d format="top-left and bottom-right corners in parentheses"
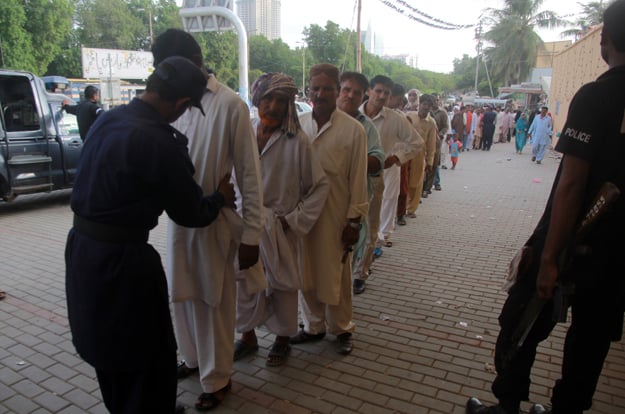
top-left (290, 63), bottom-right (368, 355)
top-left (233, 73), bottom-right (328, 366)
top-left (404, 88), bottom-right (420, 112)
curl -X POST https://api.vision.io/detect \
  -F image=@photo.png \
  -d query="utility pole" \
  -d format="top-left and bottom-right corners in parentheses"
top-left (473, 20), bottom-right (483, 96)
top-left (148, 8), bottom-right (154, 45)
top-left (302, 44), bottom-right (306, 98)
top-left (356, 0), bottom-right (362, 72)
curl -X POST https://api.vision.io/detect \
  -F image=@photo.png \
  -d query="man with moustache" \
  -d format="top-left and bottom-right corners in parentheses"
top-left (336, 71), bottom-right (384, 295)
top-left (360, 75), bottom-right (421, 250)
top-left (290, 64), bottom-right (368, 355)
top-left (234, 72), bottom-right (328, 366)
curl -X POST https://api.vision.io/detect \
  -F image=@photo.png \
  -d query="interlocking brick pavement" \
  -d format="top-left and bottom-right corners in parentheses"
top-left (1, 141), bottom-right (624, 413)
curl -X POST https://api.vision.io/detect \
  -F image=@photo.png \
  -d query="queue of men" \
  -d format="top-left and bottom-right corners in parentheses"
top-left (63, 1), bottom-right (625, 411)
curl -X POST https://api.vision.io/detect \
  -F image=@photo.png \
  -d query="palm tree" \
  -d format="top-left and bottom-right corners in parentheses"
top-left (561, 0), bottom-right (610, 40)
top-left (483, 0), bottom-right (567, 86)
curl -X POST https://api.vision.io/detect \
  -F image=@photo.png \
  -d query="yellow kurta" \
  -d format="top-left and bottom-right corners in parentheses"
top-left (299, 109), bottom-right (369, 305)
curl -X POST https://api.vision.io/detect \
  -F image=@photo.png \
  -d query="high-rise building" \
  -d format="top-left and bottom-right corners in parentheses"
top-left (236, 0), bottom-right (281, 40)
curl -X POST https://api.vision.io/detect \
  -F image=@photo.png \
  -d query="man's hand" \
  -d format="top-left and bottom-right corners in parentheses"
top-left (424, 164), bottom-right (432, 174)
top-left (341, 224), bottom-right (360, 246)
top-left (217, 173), bottom-right (236, 208)
top-left (238, 243), bottom-right (259, 270)
top-left (384, 155), bottom-right (400, 169)
top-left (536, 259), bottom-right (559, 299)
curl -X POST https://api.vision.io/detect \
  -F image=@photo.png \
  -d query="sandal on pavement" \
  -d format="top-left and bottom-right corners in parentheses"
top-left (195, 380), bottom-right (232, 411)
top-left (233, 339), bottom-right (258, 361)
top-left (289, 329), bottom-right (326, 344)
top-left (177, 361), bottom-right (198, 379)
top-left (383, 240), bottom-right (393, 247)
top-left (0, 291), bottom-right (6, 300)
top-left (266, 342), bottom-right (291, 367)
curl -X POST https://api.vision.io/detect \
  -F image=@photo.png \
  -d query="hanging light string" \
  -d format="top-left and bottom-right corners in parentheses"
top-left (379, 0), bottom-right (577, 30)
top-left (378, 0), bottom-right (476, 30)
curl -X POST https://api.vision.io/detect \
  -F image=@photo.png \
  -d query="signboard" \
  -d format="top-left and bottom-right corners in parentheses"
top-left (81, 48), bottom-right (153, 79)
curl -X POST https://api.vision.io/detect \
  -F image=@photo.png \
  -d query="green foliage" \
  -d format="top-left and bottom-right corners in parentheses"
top-left (3, 2), bottom-right (471, 97)
top-left (0, 0), bottom-right (73, 74)
top-left (483, 0), bottom-right (567, 86)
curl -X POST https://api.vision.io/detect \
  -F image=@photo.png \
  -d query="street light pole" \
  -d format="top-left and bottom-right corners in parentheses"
top-left (148, 9), bottom-right (154, 45)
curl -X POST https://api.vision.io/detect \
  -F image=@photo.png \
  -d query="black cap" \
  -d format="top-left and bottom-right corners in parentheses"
top-left (154, 56), bottom-right (206, 116)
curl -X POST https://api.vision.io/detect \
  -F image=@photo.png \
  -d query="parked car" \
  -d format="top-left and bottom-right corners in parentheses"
top-left (1, 69), bottom-right (83, 201)
top-left (295, 101), bottom-right (312, 114)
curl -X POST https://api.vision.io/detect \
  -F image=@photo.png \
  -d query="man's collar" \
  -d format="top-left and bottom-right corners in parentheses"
top-left (206, 74), bottom-right (218, 93)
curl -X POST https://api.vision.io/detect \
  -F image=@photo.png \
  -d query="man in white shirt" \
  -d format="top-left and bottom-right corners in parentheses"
top-left (360, 75), bottom-right (422, 250)
top-left (152, 29), bottom-right (263, 412)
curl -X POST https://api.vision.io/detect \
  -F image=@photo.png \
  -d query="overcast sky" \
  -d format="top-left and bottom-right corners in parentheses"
top-left (280, 0), bottom-right (581, 73)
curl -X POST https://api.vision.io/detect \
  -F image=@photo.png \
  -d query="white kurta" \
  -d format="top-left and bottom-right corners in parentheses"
top-left (255, 123), bottom-right (329, 290)
top-left (166, 75), bottom-right (263, 307)
top-left (299, 109), bottom-right (369, 305)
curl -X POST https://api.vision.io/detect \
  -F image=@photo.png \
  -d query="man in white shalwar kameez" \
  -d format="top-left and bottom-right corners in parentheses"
top-left (152, 29), bottom-right (263, 412)
top-left (360, 75), bottom-right (422, 250)
top-left (290, 63), bottom-right (369, 355)
top-left (234, 72), bottom-right (329, 367)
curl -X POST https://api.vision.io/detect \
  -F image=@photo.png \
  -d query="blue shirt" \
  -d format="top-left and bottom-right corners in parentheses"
top-left (528, 114), bottom-right (553, 144)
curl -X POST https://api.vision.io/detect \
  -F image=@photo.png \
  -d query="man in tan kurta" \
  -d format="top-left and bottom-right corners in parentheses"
top-left (290, 64), bottom-right (368, 355)
top-left (405, 94), bottom-right (438, 216)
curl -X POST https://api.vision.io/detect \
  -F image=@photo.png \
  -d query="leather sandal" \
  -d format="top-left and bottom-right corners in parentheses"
top-left (266, 342), bottom-right (291, 366)
top-left (195, 380), bottom-right (232, 411)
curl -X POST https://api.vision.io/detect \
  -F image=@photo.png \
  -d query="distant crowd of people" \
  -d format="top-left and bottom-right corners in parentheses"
top-left (62, 1), bottom-right (625, 412)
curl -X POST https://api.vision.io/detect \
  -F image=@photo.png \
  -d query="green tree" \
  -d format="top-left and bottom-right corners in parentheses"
top-left (304, 21), bottom-right (351, 68)
top-left (76, 0), bottom-right (145, 50)
top-left (560, 0), bottom-right (610, 40)
top-left (483, 0), bottom-right (566, 86)
top-left (195, 31), bottom-right (239, 89)
top-left (0, 0), bottom-right (73, 74)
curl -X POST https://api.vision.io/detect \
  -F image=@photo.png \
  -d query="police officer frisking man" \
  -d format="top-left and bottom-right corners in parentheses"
top-left (467, 1), bottom-right (625, 413)
top-left (65, 56), bottom-right (235, 414)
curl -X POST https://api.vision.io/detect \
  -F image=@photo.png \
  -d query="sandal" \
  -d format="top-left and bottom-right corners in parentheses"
top-left (384, 240), bottom-right (393, 247)
top-left (0, 291), bottom-right (6, 300)
top-left (233, 339), bottom-right (258, 361)
top-left (195, 380), bottom-right (232, 411)
top-left (176, 361), bottom-right (198, 379)
top-left (266, 342), bottom-right (291, 367)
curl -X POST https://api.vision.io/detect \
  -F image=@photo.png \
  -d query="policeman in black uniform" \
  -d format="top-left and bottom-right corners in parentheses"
top-left (65, 56), bottom-right (236, 414)
top-left (63, 85), bottom-right (103, 141)
top-left (467, 1), bottom-right (625, 413)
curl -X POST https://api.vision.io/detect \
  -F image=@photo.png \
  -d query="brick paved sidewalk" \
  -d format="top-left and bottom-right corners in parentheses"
top-left (1, 141), bottom-right (624, 413)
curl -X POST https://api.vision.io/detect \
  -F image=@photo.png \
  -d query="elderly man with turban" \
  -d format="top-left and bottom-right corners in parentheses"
top-left (233, 73), bottom-right (328, 366)
top-left (289, 63), bottom-right (369, 355)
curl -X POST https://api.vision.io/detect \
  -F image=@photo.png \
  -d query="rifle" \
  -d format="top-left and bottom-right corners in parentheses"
top-left (502, 182), bottom-right (621, 366)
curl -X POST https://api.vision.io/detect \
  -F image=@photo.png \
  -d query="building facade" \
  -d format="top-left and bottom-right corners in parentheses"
top-left (236, 0), bottom-right (281, 40)
top-left (550, 25), bottom-right (607, 138)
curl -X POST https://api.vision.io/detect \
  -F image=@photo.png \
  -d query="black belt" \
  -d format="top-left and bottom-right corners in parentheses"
top-left (73, 215), bottom-right (149, 243)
